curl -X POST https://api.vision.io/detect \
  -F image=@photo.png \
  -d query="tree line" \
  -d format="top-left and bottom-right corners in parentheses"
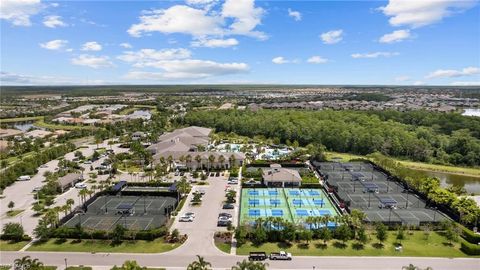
top-left (179, 109), bottom-right (480, 166)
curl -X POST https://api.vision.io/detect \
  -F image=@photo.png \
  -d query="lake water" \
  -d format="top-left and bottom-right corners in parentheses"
top-left (409, 168), bottom-right (480, 195)
top-left (462, 108), bottom-right (480, 117)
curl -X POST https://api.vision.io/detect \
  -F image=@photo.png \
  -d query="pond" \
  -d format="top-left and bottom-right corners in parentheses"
top-left (462, 108), bottom-right (480, 117)
top-left (409, 168), bottom-right (480, 195)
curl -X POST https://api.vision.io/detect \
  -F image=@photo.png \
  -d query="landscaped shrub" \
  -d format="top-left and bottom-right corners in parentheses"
top-left (460, 241), bottom-right (480, 255)
top-left (461, 226), bottom-right (480, 244)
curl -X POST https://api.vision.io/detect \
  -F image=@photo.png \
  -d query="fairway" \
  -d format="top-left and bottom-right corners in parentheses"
top-left (240, 188), bottom-right (339, 227)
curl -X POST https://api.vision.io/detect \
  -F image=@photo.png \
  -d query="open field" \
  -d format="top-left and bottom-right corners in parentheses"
top-left (0, 116), bottom-right (43, 123)
top-left (28, 238), bottom-right (180, 253)
top-left (325, 152), bottom-right (480, 177)
top-left (0, 240), bottom-right (29, 251)
top-left (215, 241), bottom-right (231, 254)
top-left (237, 231), bottom-right (474, 257)
top-left (34, 119), bottom-right (95, 131)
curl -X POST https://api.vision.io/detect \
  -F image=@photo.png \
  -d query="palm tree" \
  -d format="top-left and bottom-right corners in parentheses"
top-left (402, 264), bottom-right (433, 270)
top-left (61, 204), bottom-right (69, 217)
top-left (228, 154), bottom-right (236, 169)
top-left (66, 198), bottom-right (75, 212)
top-left (187, 255), bottom-right (212, 270)
top-left (167, 155), bottom-right (174, 171)
top-left (231, 259), bottom-right (269, 270)
top-left (208, 154), bottom-right (215, 171)
top-left (14, 256), bottom-right (44, 270)
top-left (195, 155), bottom-right (202, 170)
top-left (79, 188), bottom-right (88, 205)
top-left (186, 154), bottom-right (192, 171)
top-left (218, 155), bottom-right (225, 169)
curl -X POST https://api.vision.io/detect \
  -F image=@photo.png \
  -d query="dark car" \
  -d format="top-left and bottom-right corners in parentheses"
top-left (222, 203), bottom-right (235, 209)
top-left (249, 252), bottom-right (267, 261)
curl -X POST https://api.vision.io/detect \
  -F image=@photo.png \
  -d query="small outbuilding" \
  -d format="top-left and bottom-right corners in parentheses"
top-left (262, 164), bottom-right (302, 187)
top-left (58, 173), bottom-right (82, 192)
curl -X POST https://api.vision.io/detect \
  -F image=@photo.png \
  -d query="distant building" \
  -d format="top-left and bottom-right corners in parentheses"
top-left (149, 126), bottom-right (245, 170)
top-left (132, 131), bottom-right (146, 141)
top-left (58, 173), bottom-right (82, 192)
top-left (262, 164), bottom-right (302, 187)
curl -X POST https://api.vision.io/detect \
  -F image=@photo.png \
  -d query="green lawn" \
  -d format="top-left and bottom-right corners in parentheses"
top-left (6, 209), bottom-right (24, 217)
top-left (236, 231), bottom-right (474, 257)
top-left (0, 240), bottom-right (29, 251)
top-left (0, 116), bottom-right (43, 123)
top-left (34, 119), bottom-right (95, 131)
top-left (66, 267), bottom-right (92, 270)
top-left (118, 107), bottom-right (137, 115)
top-left (28, 238), bottom-right (180, 253)
top-left (215, 241), bottom-right (232, 254)
top-left (325, 151), bottom-right (480, 177)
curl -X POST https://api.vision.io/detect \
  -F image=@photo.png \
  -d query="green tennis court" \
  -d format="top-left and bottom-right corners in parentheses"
top-left (240, 188), bottom-right (339, 227)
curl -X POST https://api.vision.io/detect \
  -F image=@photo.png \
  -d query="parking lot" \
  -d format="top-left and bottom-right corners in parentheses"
top-left (170, 171), bottom-right (240, 255)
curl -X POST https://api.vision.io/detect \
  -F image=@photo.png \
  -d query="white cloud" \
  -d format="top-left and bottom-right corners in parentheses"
top-left (221, 0), bottom-right (266, 39)
top-left (413, 81), bottom-right (425, 86)
top-left (272, 56), bottom-right (288, 64)
top-left (307, 56), bottom-right (328, 64)
top-left (128, 1), bottom-right (266, 40)
top-left (39, 39), bottom-right (68, 50)
top-left (450, 81), bottom-right (480, 86)
top-left (117, 48), bottom-right (192, 66)
top-left (185, 0), bottom-right (217, 6)
top-left (71, 54), bottom-right (114, 68)
top-left (426, 66), bottom-right (480, 79)
top-left (320, 29), bottom-right (343, 44)
top-left (43, 15), bottom-right (67, 28)
top-left (128, 5), bottom-right (223, 37)
top-left (288, 8), bottom-right (301, 21)
top-left (379, 0), bottom-right (477, 28)
top-left (120, 43), bottom-right (132, 49)
top-left (81, 41), bottom-right (102, 51)
top-left (191, 38), bottom-right (238, 48)
top-left (124, 59), bottom-right (248, 80)
top-left (379, 29), bottom-right (411, 43)
top-left (0, 0), bottom-right (43, 26)
top-left (0, 71), bottom-right (108, 85)
top-left (395, 75), bottom-right (410, 82)
top-left (351, 52), bottom-right (400, 58)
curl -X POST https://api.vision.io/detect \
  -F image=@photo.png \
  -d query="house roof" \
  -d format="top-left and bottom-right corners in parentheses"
top-left (262, 168), bottom-right (302, 183)
top-left (153, 151), bottom-right (245, 162)
top-left (58, 173), bottom-right (82, 187)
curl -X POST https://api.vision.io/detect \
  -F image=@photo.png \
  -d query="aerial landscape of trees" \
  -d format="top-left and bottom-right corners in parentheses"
top-left (181, 109), bottom-right (480, 166)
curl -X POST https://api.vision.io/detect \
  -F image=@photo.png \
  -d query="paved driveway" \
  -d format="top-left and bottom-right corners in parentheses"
top-left (170, 174), bottom-right (237, 256)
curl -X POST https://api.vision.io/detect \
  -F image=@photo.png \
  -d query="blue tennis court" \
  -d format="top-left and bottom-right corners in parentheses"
top-left (313, 199), bottom-right (325, 206)
top-left (249, 190), bottom-right (259, 196)
top-left (296, 209), bottom-right (310, 216)
top-left (289, 190), bottom-right (301, 196)
top-left (270, 209), bottom-right (284, 217)
top-left (269, 199), bottom-right (281, 206)
top-left (308, 190), bottom-right (320, 196)
top-left (268, 190), bottom-right (279, 196)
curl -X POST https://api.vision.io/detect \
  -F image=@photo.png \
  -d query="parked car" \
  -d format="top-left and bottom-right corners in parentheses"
top-left (174, 171), bottom-right (180, 176)
top-left (249, 252), bottom-right (267, 261)
top-left (179, 215), bottom-right (194, 222)
top-left (184, 212), bottom-right (196, 218)
top-left (269, 251), bottom-right (292, 260)
top-left (180, 172), bottom-right (185, 176)
top-left (17, 175), bottom-right (31, 181)
top-left (75, 183), bottom-right (87, 189)
top-left (227, 179), bottom-right (238, 185)
top-left (40, 164), bottom-right (48, 168)
top-left (83, 160), bottom-right (92, 165)
top-left (32, 187), bottom-right (42, 192)
top-left (218, 213), bottom-right (232, 220)
top-left (215, 172), bottom-right (220, 177)
top-left (222, 203), bottom-right (235, 209)
top-left (217, 216), bottom-right (232, 227)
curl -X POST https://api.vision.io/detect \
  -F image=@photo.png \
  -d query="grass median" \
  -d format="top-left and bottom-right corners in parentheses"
top-left (28, 238), bottom-right (180, 253)
top-left (0, 240), bottom-right (29, 251)
top-left (236, 231), bottom-right (476, 257)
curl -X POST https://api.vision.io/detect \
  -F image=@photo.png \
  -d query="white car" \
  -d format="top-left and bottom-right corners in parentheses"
top-left (75, 182), bottom-right (87, 189)
top-left (184, 212), bottom-right (196, 218)
top-left (40, 164), bottom-right (48, 168)
top-left (179, 215), bottom-right (194, 222)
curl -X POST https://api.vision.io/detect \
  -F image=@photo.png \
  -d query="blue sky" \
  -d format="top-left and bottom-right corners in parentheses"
top-left (1, 0), bottom-right (479, 85)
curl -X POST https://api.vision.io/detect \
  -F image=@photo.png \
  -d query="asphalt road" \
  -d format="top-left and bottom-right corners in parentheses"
top-left (0, 251), bottom-right (478, 270)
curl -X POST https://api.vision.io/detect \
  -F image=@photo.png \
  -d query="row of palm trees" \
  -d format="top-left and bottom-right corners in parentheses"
top-left (248, 209), bottom-right (366, 231)
top-left (187, 255), bottom-right (268, 270)
top-left (158, 153), bottom-right (237, 171)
